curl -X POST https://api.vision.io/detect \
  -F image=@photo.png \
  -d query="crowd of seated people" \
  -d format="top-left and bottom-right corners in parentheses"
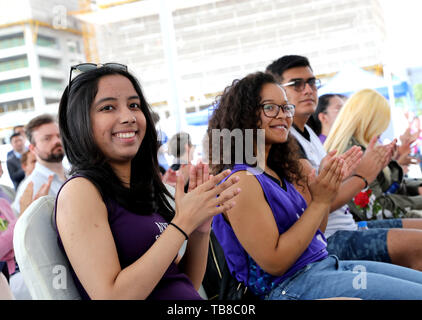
top-left (3, 54), bottom-right (422, 301)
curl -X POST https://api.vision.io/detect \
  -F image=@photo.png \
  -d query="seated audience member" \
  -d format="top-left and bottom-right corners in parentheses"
top-left (325, 88), bottom-right (422, 220)
top-left (394, 126), bottom-right (420, 175)
top-left (266, 55), bottom-right (422, 271)
top-left (208, 71), bottom-right (422, 300)
top-left (307, 94), bottom-right (345, 144)
top-left (11, 114), bottom-right (67, 215)
top-left (0, 162), bottom-right (15, 203)
top-left (164, 132), bottom-right (195, 190)
top-left (55, 63), bottom-right (240, 300)
top-left (6, 133), bottom-right (26, 190)
top-left (6, 125), bottom-right (28, 160)
top-left (20, 150), bottom-right (36, 177)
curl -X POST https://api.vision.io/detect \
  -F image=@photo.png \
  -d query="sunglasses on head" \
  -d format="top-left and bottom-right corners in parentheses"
top-left (67, 62), bottom-right (127, 93)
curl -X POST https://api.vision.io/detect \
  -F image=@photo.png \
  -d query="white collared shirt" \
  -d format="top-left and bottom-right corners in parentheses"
top-left (12, 162), bottom-right (67, 215)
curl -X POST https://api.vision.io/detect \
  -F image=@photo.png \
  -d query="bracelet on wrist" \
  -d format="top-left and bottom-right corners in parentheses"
top-left (168, 222), bottom-right (189, 240)
top-left (352, 174), bottom-right (368, 189)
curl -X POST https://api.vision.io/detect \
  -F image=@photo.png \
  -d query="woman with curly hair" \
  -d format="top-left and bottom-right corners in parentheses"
top-left (208, 71), bottom-right (422, 300)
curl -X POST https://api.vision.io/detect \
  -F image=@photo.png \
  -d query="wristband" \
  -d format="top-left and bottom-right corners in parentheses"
top-left (352, 174), bottom-right (368, 189)
top-left (169, 222), bottom-right (189, 240)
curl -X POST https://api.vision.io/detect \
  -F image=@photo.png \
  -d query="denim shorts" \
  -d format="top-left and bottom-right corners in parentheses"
top-left (265, 255), bottom-right (422, 300)
top-left (326, 219), bottom-right (403, 263)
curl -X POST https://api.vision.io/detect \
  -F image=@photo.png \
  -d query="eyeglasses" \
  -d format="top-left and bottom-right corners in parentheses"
top-left (261, 103), bottom-right (295, 118)
top-left (68, 62), bottom-right (127, 92)
top-left (281, 78), bottom-right (321, 92)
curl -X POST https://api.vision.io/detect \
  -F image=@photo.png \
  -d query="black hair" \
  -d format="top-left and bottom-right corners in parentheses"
top-left (307, 94), bottom-right (342, 136)
top-left (58, 66), bottom-right (174, 221)
top-left (265, 55), bottom-right (312, 83)
top-left (10, 132), bottom-right (22, 143)
top-left (13, 125), bottom-right (24, 133)
top-left (207, 72), bottom-right (304, 186)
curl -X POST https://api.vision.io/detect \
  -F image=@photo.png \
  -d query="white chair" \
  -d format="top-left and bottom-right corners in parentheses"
top-left (12, 186), bottom-right (207, 300)
top-left (13, 195), bottom-right (81, 300)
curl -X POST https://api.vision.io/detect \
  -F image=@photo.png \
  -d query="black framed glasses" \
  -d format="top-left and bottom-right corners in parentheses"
top-left (261, 103), bottom-right (295, 118)
top-left (281, 78), bottom-right (321, 92)
top-left (68, 62), bottom-right (127, 92)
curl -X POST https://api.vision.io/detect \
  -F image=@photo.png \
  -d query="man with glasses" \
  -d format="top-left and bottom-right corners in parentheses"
top-left (262, 55), bottom-right (422, 271)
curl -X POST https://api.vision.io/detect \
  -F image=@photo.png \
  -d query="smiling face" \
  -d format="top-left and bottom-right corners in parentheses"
top-left (90, 74), bottom-right (147, 167)
top-left (280, 66), bottom-right (318, 127)
top-left (259, 83), bottom-right (293, 146)
top-left (31, 122), bottom-right (64, 163)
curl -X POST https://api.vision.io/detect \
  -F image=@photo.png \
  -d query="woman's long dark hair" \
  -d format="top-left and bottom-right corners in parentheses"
top-left (207, 72), bottom-right (304, 185)
top-left (58, 67), bottom-right (174, 221)
top-left (307, 94), bottom-right (344, 136)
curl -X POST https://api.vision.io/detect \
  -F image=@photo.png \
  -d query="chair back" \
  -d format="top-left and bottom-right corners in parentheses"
top-left (13, 195), bottom-right (81, 300)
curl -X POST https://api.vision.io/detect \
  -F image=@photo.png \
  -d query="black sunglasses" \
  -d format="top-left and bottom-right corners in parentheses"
top-left (67, 62), bottom-right (127, 93)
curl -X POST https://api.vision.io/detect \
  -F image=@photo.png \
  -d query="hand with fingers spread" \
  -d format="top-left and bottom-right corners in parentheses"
top-left (19, 175), bottom-right (54, 216)
top-left (353, 136), bottom-right (389, 184)
top-left (187, 161), bottom-right (210, 193)
top-left (172, 169), bottom-right (241, 237)
top-left (338, 146), bottom-right (363, 178)
top-left (187, 161), bottom-right (214, 233)
top-left (397, 127), bottom-right (419, 158)
top-left (308, 155), bottom-right (344, 205)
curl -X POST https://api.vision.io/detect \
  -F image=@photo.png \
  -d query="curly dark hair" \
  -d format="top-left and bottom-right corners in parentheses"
top-left (207, 72), bottom-right (304, 186)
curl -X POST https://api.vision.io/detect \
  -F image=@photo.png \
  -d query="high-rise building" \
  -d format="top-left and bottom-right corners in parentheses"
top-left (0, 0), bottom-right (84, 142)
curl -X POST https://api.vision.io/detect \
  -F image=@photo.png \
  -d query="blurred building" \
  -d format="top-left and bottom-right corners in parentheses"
top-left (0, 0), bottom-right (388, 140)
top-left (0, 0), bottom-right (84, 142)
top-left (76, 0), bottom-right (386, 127)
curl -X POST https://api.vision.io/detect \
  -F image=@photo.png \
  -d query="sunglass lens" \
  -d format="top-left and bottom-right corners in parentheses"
top-left (105, 63), bottom-right (127, 71)
top-left (76, 63), bottom-right (97, 72)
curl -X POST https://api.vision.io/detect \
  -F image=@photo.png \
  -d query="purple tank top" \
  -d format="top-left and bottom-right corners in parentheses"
top-left (55, 176), bottom-right (202, 300)
top-left (213, 164), bottom-right (328, 296)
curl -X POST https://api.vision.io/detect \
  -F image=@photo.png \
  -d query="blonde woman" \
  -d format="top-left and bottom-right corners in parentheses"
top-left (326, 87), bottom-right (422, 215)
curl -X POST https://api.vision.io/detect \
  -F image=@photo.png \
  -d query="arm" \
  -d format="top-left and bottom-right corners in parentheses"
top-left (294, 159), bottom-right (330, 233)
top-left (57, 171), bottom-right (239, 300)
top-left (176, 163), bottom-right (239, 289)
top-left (0, 202), bottom-right (16, 259)
top-left (176, 163), bottom-right (210, 289)
top-left (225, 157), bottom-right (343, 276)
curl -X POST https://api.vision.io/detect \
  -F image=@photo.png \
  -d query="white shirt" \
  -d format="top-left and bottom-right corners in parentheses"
top-left (290, 125), bottom-right (357, 238)
top-left (290, 125), bottom-right (327, 170)
top-left (12, 162), bottom-right (67, 215)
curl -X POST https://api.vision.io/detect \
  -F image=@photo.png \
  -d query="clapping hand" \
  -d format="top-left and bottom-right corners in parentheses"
top-left (19, 175), bottom-right (53, 216)
top-left (173, 166), bottom-right (240, 236)
top-left (308, 154), bottom-right (345, 205)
